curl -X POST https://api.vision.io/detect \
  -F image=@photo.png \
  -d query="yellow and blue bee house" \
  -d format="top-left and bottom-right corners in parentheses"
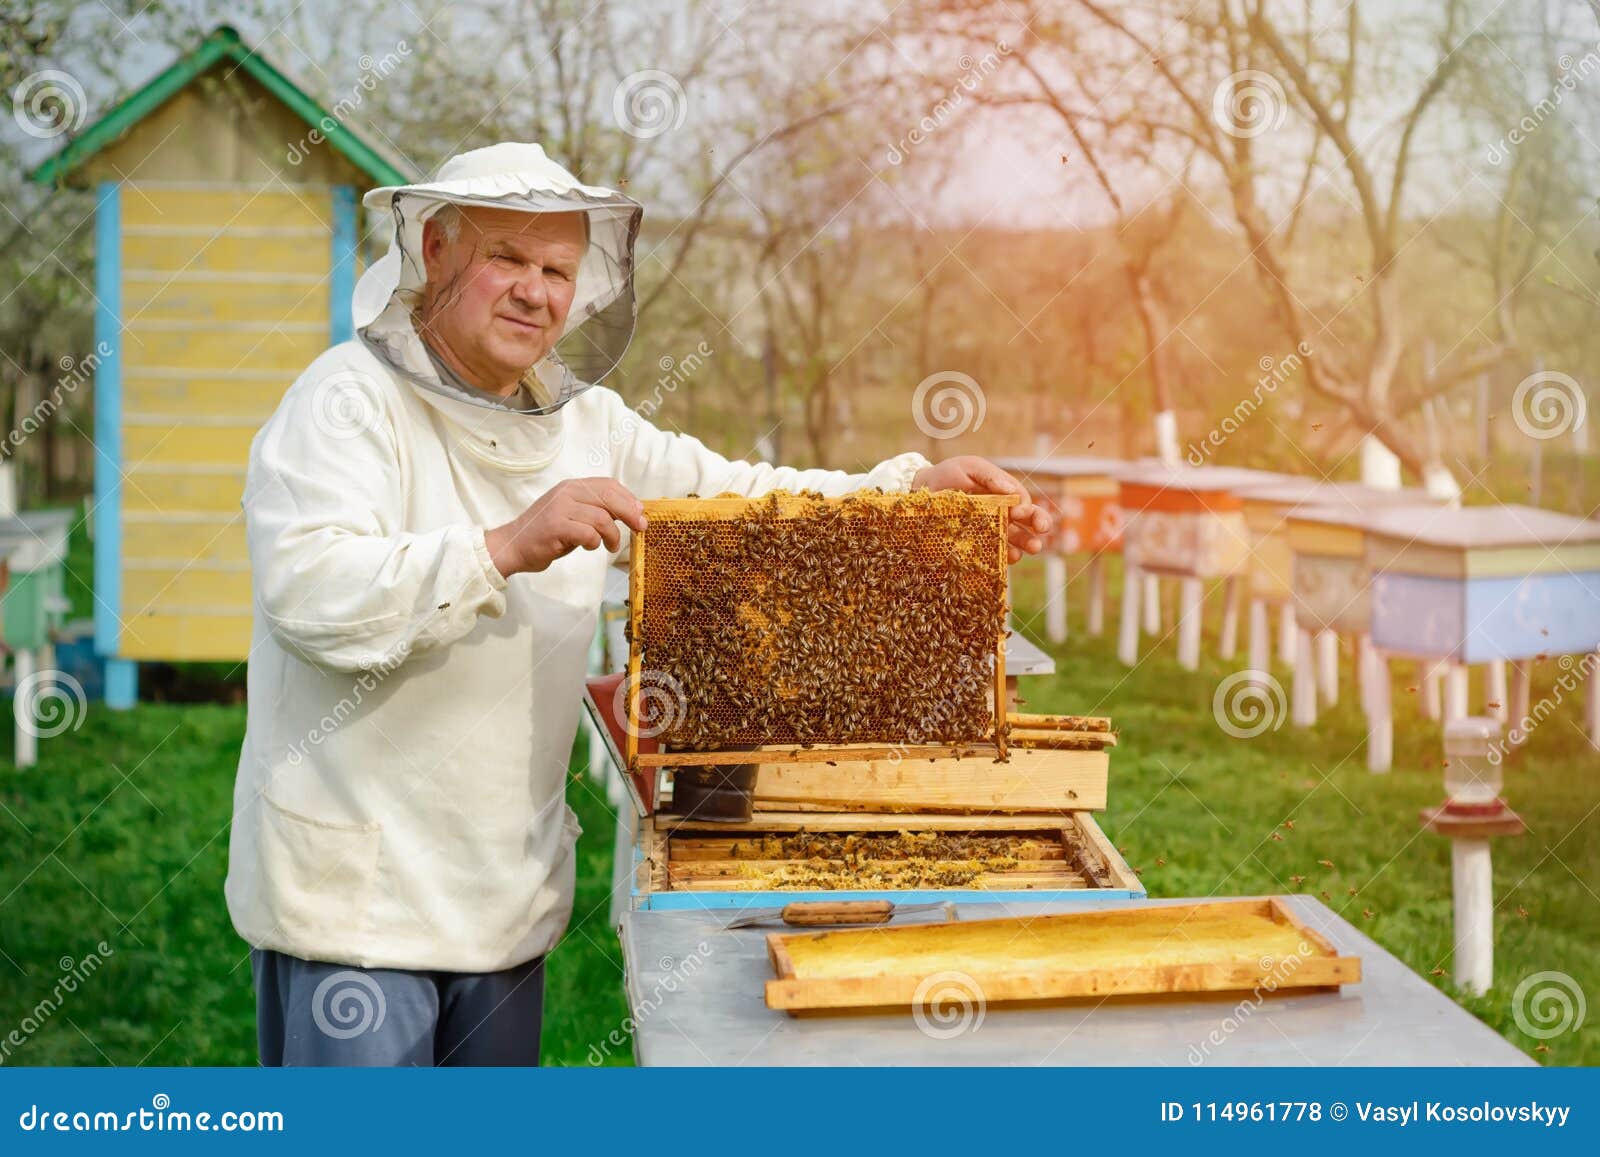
top-left (29, 24), bottom-right (416, 706)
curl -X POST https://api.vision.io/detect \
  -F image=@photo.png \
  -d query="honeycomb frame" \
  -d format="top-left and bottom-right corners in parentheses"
top-left (625, 490), bottom-right (1015, 768)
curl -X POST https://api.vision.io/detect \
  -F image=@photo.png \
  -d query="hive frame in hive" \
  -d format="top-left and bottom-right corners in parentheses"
top-left (624, 491), bottom-right (1017, 771)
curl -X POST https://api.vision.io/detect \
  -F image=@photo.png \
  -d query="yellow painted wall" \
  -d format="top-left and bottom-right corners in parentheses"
top-left (116, 184), bottom-right (328, 659)
top-left (80, 64), bottom-right (382, 661)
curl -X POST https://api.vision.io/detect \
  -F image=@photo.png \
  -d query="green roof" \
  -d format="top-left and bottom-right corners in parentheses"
top-left (29, 24), bottom-right (417, 187)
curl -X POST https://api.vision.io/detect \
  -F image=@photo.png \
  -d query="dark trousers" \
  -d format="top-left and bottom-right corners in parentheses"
top-left (251, 948), bottom-right (545, 1066)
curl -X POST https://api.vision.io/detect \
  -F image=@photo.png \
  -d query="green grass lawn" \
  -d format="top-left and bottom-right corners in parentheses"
top-left (0, 556), bottom-right (1593, 1065)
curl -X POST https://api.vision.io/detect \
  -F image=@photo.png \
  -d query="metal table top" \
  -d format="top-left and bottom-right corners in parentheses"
top-left (620, 894), bottom-right (1532, 1067)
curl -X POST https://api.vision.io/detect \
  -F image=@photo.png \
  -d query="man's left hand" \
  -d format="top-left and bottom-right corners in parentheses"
top-left (911, 456), bottom-right (1052, 563)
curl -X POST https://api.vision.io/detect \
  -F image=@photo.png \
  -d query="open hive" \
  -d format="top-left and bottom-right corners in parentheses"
top-left (655, 821), bottom-right (1128, 893)
top-left (626, 489), bottom-right (1014, 764)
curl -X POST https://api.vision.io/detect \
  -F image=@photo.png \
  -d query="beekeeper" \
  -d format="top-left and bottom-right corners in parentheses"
top-left (226, 142), bottom-right (1051, 1066)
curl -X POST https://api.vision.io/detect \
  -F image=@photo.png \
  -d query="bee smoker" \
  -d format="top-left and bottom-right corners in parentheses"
top-left (667, 746), bottom-right (759, 822)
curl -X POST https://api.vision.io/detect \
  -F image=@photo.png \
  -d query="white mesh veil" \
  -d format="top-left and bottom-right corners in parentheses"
top-left (351, 143), bottom-right (644, 415)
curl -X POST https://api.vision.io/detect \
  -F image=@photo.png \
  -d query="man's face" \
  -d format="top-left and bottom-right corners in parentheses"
top-left (418, 204), bottom-right (587, 390)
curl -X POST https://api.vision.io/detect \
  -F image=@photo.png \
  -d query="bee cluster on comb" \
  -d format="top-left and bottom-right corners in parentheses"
top-left (629, 489), bottom-right (1011, 752)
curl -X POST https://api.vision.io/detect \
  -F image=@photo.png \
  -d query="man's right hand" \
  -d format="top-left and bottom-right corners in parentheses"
top-left (485, 477), bottom-right (647, 578)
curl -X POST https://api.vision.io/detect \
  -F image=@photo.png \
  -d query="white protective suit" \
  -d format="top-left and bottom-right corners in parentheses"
top-left (225, 143), bottom-right (931, 973)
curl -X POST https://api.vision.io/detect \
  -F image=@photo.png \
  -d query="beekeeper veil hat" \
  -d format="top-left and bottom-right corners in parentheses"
top-left (353, 142), bottom-right (643, 415)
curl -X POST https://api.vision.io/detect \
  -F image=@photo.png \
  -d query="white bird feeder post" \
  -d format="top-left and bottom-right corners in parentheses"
top-left (1420, 717), bottom-right (1523, 996)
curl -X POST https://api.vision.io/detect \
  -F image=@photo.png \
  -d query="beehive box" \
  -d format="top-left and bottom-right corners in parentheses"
top-left (633, 808), bottom-right (1142, 911)
top-left (1118, 465), bottom-right (1285, 579)
top-left (1364, 505), bottom-right (1600, 662)
top-left (585, 682), bottom-right (1137, 912)
top-left (1242, 482), bottom-right (1437, 604)
top-left (625, 490), bottom-right (1015, 768)
top-left (992, 456), bottom-right (1124, 555)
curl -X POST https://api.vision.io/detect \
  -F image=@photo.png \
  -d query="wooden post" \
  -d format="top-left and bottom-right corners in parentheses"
top-left (1444, 662), bottom-right (1470, 723)
top-left (1118, 560), bottom-right (1142, 666)
top-left (1177, 577), bottom-right (1203, 671)
top-left (1218, 575), bottom-right (1240, 661)
top-left (1248, 597), bottom-right (1270, 675)
top-left (1044, 553), bottom-right (1068, 644)
top-left (1142, 572), bottom-right (1160, 635)
top-left (1507, 661), bottom-right (1532, 744)
top-left (1367, 649), bottom-right (1393, 773)
top-left (1316, 630), bottom-right (1339, 708)
top-left (1292, 627), bottom-right (1318, 727)
top-left (1486, 659), bottom-right (1508, 725)
top-left (1086, 554), bottom-right (1106, 637)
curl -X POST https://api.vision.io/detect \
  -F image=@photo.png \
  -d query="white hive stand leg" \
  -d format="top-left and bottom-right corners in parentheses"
top-left (1444, 662), bottom-right (1470, 723)
top-left (1142, 573), bottom-right (1161, 635)
top-left (1316, 630), bottom-right (1339, 708)
top-left (1177, 577), bottom-right (1203, 671)
top-left (585, 716), bottom-right (606, 784)
top-left (1118, 561), bottom-right (1142, 667)
top-left (1277, 603), bottom-right (1296, 667)
top-left (1486, 659), bottom-right (1508, 725)
top-left (1451, 838), bottom-right (1495, 997)
top-left (1507, 660), bottom-right (1532, 745)
top-left (1587, 651), bottom-right (1600, 751)
top-left (1044, 553), bottom-right (1068, 644)
top-left (1248, 598), bottom-right (1270, 675)
top-left (1218, 576), bottom-right (1240, 661)
top-left (1356, 633), bottom-right (1374, 718)
top-left (1367, 649), bottom-right (1393, 773)
top-left (13, 648), bottom-right (37, 770)
top-left (1421, 660), bottom-right (1443, 720)
top-left (1292, 627), bottom-right (1318, 727)
top-left (1086, 554), bottom-right (1106, 637)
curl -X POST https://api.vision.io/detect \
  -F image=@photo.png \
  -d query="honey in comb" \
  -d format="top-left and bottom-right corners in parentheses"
top-left (633, 489), bottom-right (1007, 749)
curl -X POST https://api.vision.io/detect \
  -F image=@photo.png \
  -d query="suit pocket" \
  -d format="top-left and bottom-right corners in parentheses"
top-left (258, 796), bottom-right (381, 947)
